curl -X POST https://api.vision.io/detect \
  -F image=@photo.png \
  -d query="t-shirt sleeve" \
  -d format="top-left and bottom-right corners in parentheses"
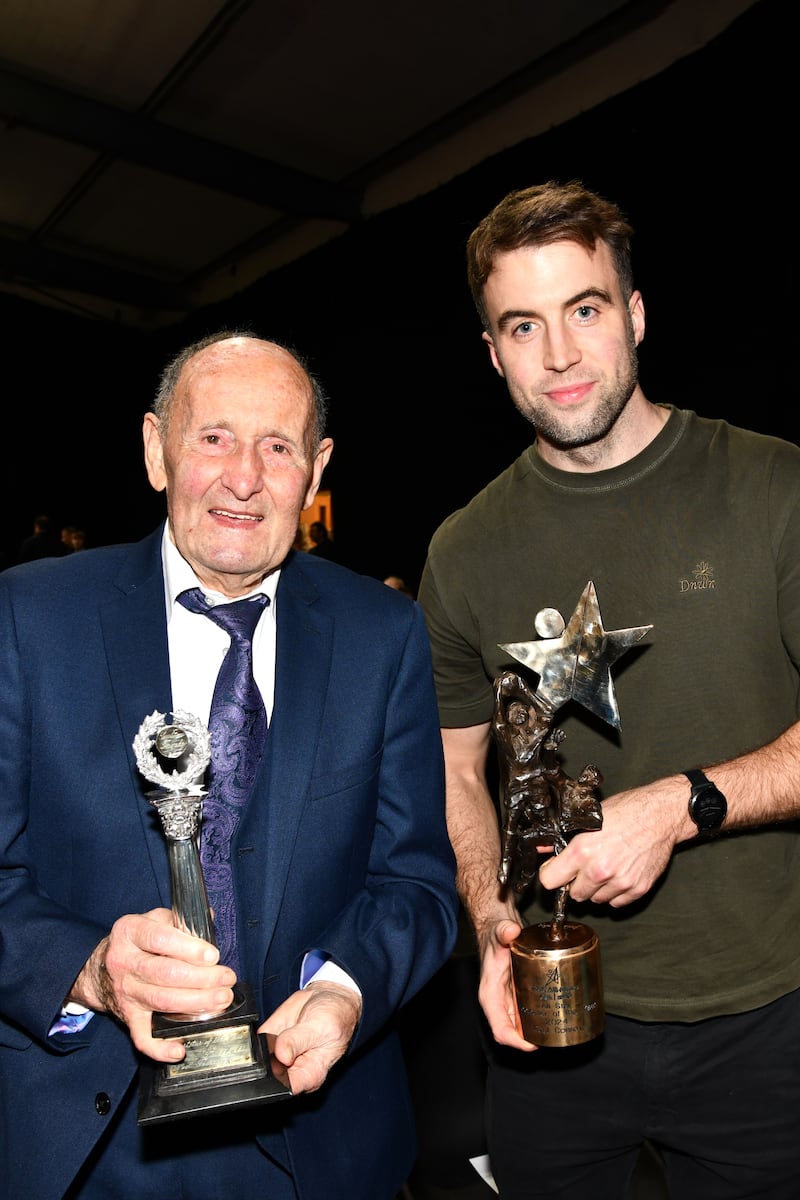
top-left (417, 547), bottom-right (495, 729)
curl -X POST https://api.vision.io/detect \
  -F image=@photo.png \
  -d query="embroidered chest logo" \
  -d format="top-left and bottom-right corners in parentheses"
top-left (680, 561), bottom-right (716, 593)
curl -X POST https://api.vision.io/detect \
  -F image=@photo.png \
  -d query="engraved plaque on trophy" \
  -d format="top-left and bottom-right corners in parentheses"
top-left (493, 582), bottom-right (651, 1047)
top-left (133, 710), bottom-right (291, 1123)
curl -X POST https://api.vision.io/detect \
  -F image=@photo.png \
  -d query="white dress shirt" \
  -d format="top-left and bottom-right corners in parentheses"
top-left (162, 530), bottom-right (278, 724)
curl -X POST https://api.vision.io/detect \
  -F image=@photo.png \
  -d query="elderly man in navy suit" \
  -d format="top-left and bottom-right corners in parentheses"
top-left (0, 331), bottom-right (458, 1199)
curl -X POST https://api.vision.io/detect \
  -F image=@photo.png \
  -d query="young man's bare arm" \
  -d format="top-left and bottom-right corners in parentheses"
top-left (441, 724), bottom-right (535, 1049)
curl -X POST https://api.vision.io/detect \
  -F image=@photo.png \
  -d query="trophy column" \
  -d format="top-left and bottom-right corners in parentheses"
top-left (133, 710), bottom-right (291, 1124)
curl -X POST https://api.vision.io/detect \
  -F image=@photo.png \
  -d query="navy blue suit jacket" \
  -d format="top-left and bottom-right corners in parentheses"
top-left (0, 525), bottom-right (458, 1199)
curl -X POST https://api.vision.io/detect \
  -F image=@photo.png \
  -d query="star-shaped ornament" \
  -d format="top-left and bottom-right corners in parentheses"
top-left (498, 581), bottom-right (652, 729)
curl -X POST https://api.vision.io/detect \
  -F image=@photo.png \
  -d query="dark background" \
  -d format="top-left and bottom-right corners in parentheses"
top-left (2, 0), bottom-right (792, 589)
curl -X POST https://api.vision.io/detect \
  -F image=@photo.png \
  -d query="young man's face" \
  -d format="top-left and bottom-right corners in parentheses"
top-left (481, 239), bottom-right (644, 453)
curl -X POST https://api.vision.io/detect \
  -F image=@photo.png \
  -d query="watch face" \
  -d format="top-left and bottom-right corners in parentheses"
top-left (690, 785), bottom-right (727, 832)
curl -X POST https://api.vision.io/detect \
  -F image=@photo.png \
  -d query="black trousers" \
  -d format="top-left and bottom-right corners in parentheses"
top-left (487, 988), bottom-right (800, 1200)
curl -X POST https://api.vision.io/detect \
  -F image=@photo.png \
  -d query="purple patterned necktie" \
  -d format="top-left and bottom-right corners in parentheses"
top-left (177, 587), bottom-right (270, 974)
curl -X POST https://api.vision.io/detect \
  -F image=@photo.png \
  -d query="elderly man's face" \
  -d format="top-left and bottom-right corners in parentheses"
top-left (143, 337), bottom-right (332, 598)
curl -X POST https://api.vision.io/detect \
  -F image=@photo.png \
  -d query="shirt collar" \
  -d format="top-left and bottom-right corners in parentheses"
top-left (161, 525), bottom-right (281, 615)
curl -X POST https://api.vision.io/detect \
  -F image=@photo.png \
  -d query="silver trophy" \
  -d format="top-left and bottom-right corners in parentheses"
top-left (134, 710), bottom-right (291, 1124)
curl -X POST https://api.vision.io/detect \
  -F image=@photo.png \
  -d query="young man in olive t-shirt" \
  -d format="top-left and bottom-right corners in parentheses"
top-left (418, 179), bottom-right (800, 1200)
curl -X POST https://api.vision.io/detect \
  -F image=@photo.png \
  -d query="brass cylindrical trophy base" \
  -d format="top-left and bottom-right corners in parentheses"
top-left (510, 922), bottom-right (604, 1047)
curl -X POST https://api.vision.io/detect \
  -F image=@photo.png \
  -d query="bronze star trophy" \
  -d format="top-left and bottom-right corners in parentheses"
top-left (493, 582), bottom-right (651, 1047)
top-left (133, 710), bottom-right (291, 1124)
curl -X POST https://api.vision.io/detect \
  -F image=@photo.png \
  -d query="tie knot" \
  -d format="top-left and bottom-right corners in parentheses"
top-left (178, 587), bottom-right (269, 642)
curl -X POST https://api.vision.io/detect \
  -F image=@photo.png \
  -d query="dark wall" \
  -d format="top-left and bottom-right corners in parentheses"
top-left (2, 0), bottom-right (790, 587)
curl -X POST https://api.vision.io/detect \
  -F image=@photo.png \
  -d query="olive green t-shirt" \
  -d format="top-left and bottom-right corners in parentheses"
top-left (418, 407), bottom-right (800, 1021)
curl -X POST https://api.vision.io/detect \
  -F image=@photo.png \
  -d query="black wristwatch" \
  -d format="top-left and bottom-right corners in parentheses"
top-left (684, 768), bottom-right (727, 836)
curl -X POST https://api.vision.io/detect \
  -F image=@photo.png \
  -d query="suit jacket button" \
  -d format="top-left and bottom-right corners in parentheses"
top-left (95, 1093), bottom-right (111, 1116)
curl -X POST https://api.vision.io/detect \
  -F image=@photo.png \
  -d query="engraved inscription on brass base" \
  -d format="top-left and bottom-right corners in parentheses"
top-left (510, 923), bottom-right (604, 1047)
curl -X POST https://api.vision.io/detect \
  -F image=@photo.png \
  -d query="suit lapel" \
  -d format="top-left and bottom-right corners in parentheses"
top-left (238, 557), bottom-right (334, 957)
top-left (99, 526), bottom-right (174, 903)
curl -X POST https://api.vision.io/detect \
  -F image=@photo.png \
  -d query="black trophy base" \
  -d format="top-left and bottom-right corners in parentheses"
top-left (138, 983), bottom-right (292, 1125)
